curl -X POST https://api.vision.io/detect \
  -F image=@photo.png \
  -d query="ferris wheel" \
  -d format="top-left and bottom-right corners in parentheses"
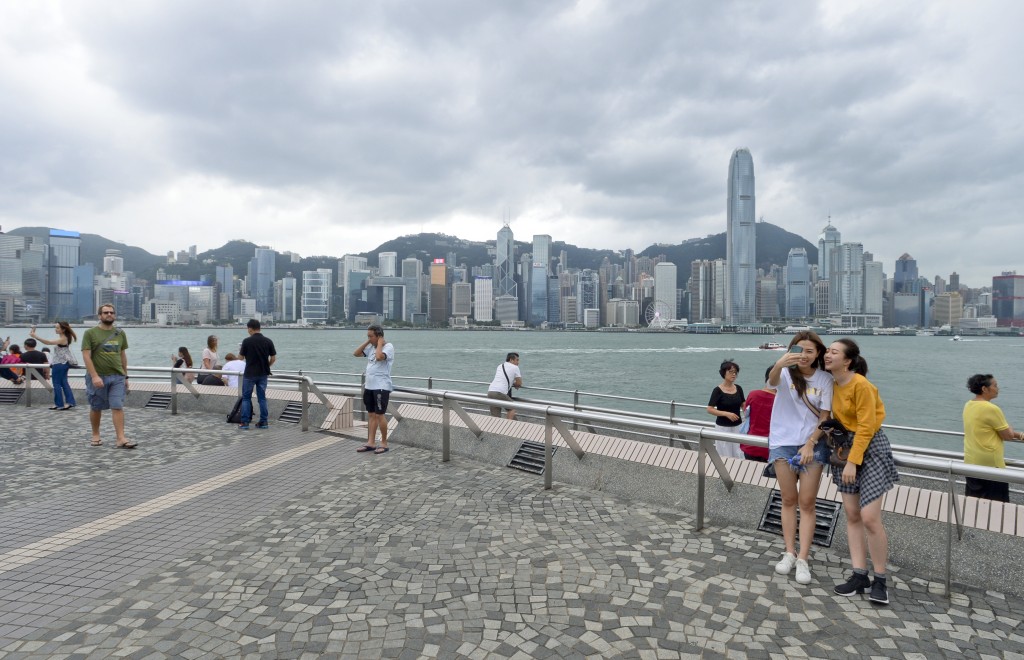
top-left (645, 300), bottom-right (672, 329)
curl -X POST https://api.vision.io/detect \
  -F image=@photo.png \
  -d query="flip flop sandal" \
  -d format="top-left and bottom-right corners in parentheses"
top-left (374, 447), bottom-right (390, 454)
top-left (356, 445), bottom-right (377, 452)
top-left (90, 440), bottom-right (103, 446)
top-left (116, 442), bottom-right (137, 449)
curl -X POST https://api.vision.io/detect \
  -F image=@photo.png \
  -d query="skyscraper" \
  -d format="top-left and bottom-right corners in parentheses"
top-left (529, 234), bottom-right (551, 325)
top-left (894, 253), bottom-right (919, 294)
top-left (250, 247), bottom-right (276, 315)
top-left (654, 262), bottom-right (677, 321)
top-left (429, 259), bottom-right (449, 323)
top-left (495, 224), bottom-right (517, 306)
top-left (301, 269), bottom-right (332, 323)
top-left (818, 221), bottom-right (841, 313)
top-left (340, 254), bottom-right (368, 319)
top-left (785, 248), bottom-right (810, 318)
top-left (378, 252), bottom-right (398, 278)
top-left (47, 229), bottom-right (80, 320)
top-left (726, 148), bottom-right (756, 323)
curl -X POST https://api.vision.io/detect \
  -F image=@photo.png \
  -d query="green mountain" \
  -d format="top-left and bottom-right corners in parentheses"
top-left (7, 226), bottom-right (164, 275)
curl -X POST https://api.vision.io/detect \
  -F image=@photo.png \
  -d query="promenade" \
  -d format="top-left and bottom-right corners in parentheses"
top-left (0, 406), bottom-right (1022, 659)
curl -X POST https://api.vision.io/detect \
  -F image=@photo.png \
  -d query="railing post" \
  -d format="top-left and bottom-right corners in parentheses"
top-left (24, 368), bottom-right (33, 408)
top-left (442, 396), bottom-right (451, 463)
top-left (572, 390), bottom-right (579, 431)
top-left (697, 430), bottom-right (706, 531)
top-left (170, 368), bottom-right (178, 415)
top-left (300, 377), bottom-right (309, 432)
top-left (427, 377), bottom-right (434, 407)
top-left (669, 400), bottom-right (677, 447)
top-left (946, 462), bottom-right (955, 598)
top-left (544, 411), bottom-right (553, 490)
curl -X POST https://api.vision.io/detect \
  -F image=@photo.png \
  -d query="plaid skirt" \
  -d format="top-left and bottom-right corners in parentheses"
top-left (831, 429), bottom-right (899, 507)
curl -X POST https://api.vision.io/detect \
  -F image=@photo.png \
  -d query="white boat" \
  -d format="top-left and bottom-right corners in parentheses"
top-left (758, 342), bottom-right (786, 350)
top-left (951, 335), bottom-right (962, 342)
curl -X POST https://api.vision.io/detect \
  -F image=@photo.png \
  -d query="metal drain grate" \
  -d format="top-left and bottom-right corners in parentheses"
top-left (757, 489), bottom-right (843, 548)
top-left (0, 389), bottom-right (24, 405)
top-left (279, 401), bottom-right (303, 424)
top-left (145, 393), bottom-right (172, 410)
top-left (508, 440), bottom-right (554, 475)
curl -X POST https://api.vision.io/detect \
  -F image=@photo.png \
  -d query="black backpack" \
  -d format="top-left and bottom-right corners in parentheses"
top-left (226, 397), bottom-right (243, 424)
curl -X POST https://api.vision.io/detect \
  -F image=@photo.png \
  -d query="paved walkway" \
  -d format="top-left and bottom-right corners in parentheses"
top-left (0, 406), bottom-right (1022, 659)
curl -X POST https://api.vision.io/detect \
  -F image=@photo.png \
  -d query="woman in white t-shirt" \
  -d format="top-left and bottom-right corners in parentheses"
top-left (768, 330), bottom-right (833, 586)
top-left (202, 335), bottom-right (220, 371)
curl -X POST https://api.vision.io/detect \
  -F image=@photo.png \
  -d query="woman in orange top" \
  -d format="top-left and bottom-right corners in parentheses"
top-left (824, 338), bottom-right (899, 606)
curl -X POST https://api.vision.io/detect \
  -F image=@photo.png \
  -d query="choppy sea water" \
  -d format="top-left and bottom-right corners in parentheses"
top-left (5, 325), bottom-right (1023, 457)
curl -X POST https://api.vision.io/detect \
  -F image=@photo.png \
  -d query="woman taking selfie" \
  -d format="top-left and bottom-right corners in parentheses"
top-left (29, 322), bottom-right (78, 410)
top-left (768, 331), bottom-right (832, 585)
top-left (824, 338), bottom-right (899, 605)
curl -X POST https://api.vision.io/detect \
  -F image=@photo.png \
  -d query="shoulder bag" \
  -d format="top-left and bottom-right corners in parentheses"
top-left (818, 418), bottom-right (854, 468)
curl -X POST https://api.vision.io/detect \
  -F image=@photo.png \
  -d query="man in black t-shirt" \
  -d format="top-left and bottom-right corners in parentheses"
top-left (20, 338), bottom-right (49, 381)
top-left (237, 319), bottom-right (277, 430)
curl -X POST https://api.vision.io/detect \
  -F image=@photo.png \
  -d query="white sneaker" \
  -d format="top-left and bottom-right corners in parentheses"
top-left (795, 559), bottom-right (812, 584)
top-left (775, 552), bottom-right (797, 575)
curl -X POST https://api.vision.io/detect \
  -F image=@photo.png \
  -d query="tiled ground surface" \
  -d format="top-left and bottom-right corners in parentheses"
top-left (1, 405), bottom-right (1023, 658)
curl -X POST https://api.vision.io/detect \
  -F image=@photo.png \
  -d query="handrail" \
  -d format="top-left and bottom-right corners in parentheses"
top-left (390, 382), bottom-right (1024, 599)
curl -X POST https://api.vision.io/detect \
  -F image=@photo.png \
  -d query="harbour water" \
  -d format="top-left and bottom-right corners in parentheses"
top-left (5, 325), bottom-right (1024, 457)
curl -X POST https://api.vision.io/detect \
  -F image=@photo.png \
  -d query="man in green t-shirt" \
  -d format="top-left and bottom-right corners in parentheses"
top-left (81, 304), bottom-right (135, 449)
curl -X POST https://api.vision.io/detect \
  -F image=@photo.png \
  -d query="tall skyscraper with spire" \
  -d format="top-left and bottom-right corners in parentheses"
top-left (495, 223), bottom-right (517, 302)
top-left (726, 148), bottom-right (756, 323)
top-left (818, 221), bottom-right (841, 314)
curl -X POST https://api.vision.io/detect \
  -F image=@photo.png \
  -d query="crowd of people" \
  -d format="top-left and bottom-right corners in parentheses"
top-left (2, 309), bottom-right (1019, 606)
top-left (705, 332), bottom-right (1021, 605)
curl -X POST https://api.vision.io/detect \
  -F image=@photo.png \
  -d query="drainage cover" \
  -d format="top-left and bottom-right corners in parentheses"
top-left (145, 393), bottom-right (172, 410)
top-left (508, 440), bottom-right (554, 475)
top-left (757, 489), bottom-right (842, 548)
top-left (0, 389), bottom-right (24, 405)
top-left (279, 401), bottom-right (303, 424)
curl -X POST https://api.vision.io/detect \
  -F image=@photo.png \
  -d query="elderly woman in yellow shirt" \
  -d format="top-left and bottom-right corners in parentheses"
top-left (963, 374), bottom-right (1022, 503)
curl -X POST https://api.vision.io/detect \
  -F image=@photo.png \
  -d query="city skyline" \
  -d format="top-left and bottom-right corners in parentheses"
top-left (0, 3), bottom-right (1021, 286)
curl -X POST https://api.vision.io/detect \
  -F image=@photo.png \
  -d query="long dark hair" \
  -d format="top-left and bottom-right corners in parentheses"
top-left (57, 321), bottom-right (77, 343)
top-left (834, 338), bottom-right (868, 376)
top-left (177, 347), bottom-right (193, 368)
top-left (788, 331), bottom-right (827, 398)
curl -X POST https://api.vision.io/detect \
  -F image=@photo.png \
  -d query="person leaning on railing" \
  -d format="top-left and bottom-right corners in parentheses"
top-left (963, 374), bottom-right (1023, 503)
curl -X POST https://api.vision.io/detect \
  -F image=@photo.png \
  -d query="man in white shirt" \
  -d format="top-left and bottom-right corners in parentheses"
top-left (220, 353), bottom-right (245, 388)
top-left (487, 352), bottom-right (522, 419)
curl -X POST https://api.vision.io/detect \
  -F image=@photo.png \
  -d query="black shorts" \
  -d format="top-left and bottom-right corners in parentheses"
top-left (363, 389), bottom-right (391, 414)
top-left (965, 477), bottom-right (1010, 502)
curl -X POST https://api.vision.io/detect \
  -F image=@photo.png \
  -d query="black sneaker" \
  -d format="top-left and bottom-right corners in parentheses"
top-left (834, 572), bottom-right (871, 596)
top-left (256, 422), bottom-right (269, 429)
top-left (869, 578), bottom-right (889, 605)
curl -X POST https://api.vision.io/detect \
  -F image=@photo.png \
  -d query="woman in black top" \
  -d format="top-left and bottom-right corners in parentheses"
top-left (706, 359), bottom-right (745, 459)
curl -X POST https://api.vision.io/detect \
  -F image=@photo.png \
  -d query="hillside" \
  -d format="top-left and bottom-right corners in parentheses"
top-left (5, 223), bottom-right (818, 289)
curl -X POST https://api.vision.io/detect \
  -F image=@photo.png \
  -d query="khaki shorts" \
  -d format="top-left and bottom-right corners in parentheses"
top-left (487, 390), bottom-right (514, 416)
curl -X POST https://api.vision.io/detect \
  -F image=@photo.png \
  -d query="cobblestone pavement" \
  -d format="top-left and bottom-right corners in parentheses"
top-left (1, 406), bottom-right (1023, 658)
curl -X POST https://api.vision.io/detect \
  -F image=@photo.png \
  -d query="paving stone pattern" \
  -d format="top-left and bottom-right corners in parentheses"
top-left (1, 406), bottom-right (1023, 658)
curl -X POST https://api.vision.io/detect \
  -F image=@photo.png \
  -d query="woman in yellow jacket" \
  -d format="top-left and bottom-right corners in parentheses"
top-left (824, 338), bottom-right (899, 605)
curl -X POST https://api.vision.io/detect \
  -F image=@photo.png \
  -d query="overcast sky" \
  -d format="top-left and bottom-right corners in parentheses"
top-left (1, 1), bottom-right (1021, 287)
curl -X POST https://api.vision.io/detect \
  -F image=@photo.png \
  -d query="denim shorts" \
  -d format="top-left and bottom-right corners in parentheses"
top-left (768, 439), bottom-right (831, 468)
top-left (85, 374), bottom-right (126, 411)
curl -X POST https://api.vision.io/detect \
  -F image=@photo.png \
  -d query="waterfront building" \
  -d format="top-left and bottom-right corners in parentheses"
top-left (863, 259), bottom-right (884, 315)
top-left (46, 229), bottom-right (79, 321)
top-left (784, 248), bottom-right (809, 318)
top-left (546, 276), bottom-right (560, 324)
top-left (474, 276), bottom-right (493, 322)
top-left (72, 264), bottom-right (95, 320)
top-left (834, 242), bottom-right (864, 314)
top-left (756, 274), bottom-right (779, 320)
top-left (452, 281), bottom-right (472, 318)
top-left (188, 285), bottom-right (217, 323)
top-left (495, 224), bottom-right (517, 308)
top-left (429, 259), bottom-right (448, 324)
top-left (894, 253), bottom-right (919, 294)
top-left (103, 249), bottom-right (124, 275)
top-left (494, 294), bottom-right (518, 322)
top-left (275, 276), bottom-right (298, 323)
top-left (576, 270), bottom-right (600, 325)
top-left (215, 265), bottom-right (234, 320)
top-left (726, 148), bottom-right (756, 324)
top-left (892, 292), bottom-right (920, 327)
top-left (561, 295), bottom-right (578, 325)
top-left (345, 270), bottom-right (371, 321)
top-left (401, 257), bottom-right (423, 322)
top-left (529, 235), bottom-right (551, 326)
top-left (606, 298), bottom-right (640, 327)
top-left (992, 273), bottom-right (1024, 327)
top-left (301, 269), bottom-right (332, 324)
top-left (340, 255), bottom-right (368, 319)
top-left (817, 222), bottom-right (841, 311)
top-left (378, 252), bottom-right (398, 278)
top-left (249, 247), bottom-right (277, 315)
top-left (365, 276), bottom-right (405, 321)
top-left (154, 281), bottom-right (198, 311)
top-left (654, 262), bottom-right (678, 321)
top-left (688, 259), bottom-right (726, 323)
top-left (582, 308), bottom-right (600, 329)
